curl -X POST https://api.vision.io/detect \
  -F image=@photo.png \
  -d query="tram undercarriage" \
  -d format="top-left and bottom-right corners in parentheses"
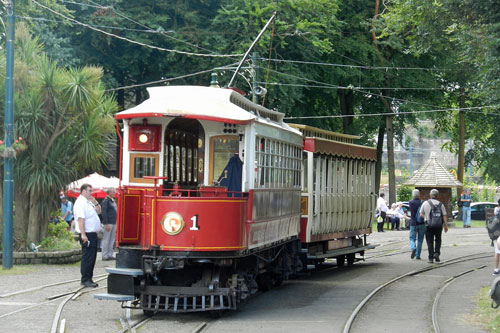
top-left (99, 240), bottom-right (305, 314)
top-left (96, 237), bottom-right (374, 314)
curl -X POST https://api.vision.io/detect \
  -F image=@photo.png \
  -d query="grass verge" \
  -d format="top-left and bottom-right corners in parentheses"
top-left (0, 265), bottom-right (36, 275)
top-left (475, 286), bottom-right (500, 331)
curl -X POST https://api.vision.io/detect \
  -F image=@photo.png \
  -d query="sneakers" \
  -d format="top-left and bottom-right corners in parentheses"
top-left (434, 254), bottom-right (440, 263)
top-left (411, 249), bottom-right (416, 259)
top-left (102, 256), bottom-right (116, 261)
top-left (415, 256), bottom-right (421, 260)
top-left (81, 280), bottom-right (98, 288)
top-left (493, 270), bottom-right (500, 276)
top-left (428, 259), bottom-right (434, 263)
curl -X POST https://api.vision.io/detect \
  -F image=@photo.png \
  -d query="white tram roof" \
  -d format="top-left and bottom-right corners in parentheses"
top-left (115, 86), bottom-right (285, 125)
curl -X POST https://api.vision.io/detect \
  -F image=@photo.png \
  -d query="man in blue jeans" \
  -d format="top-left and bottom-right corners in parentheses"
top-left (461, 189), bottom-right (472, 228)
top-left (409, 189), bottom-right (425, 260)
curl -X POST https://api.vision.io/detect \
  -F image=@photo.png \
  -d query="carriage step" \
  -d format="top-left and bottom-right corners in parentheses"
top-left (94, 293), bottom-right (136, 301)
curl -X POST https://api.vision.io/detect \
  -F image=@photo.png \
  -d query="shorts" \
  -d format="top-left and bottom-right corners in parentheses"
top-left (495, 238), bottom-right (500, 254)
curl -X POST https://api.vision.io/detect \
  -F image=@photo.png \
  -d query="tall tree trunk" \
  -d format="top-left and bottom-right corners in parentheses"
top-left (339, 90), bottom-right (354, 134)
top-left (385, 114), bottom-right (396, 205)
top-left (375, 122), bottom-right (386, 194)
top-left (457, 86), bottom-right (466, 194)
top-left (14, 184), bottom-right (30, 251)
top-left (26, 189), bottom-right (42, 244)
top-left (380, 92), bottom-right (396, 206)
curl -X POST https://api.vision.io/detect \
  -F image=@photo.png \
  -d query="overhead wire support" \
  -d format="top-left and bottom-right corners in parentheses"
top-left (2, 0), bottom-right (15, 269)
top-left (228, 11), bottom-right (277, 88)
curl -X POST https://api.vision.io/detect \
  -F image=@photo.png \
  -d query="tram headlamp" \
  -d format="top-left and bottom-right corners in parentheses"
top-left (161, 212), bottom-right (185, 235)
top-left (138, 133), bottom-right (149, 143)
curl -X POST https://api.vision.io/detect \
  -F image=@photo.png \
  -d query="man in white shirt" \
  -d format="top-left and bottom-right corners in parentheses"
top-left (377, 193), bottom-right (388, 232)
top-left (74, 183), bottom-right (102, 288)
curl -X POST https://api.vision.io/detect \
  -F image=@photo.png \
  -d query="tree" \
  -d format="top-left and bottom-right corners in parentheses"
top-left (0, 24), bottom-right (117, 247)
top-left (381, 0), bottom-right (500, 183)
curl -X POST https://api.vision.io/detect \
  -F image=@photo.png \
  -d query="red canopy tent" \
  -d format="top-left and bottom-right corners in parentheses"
top-left (65, 172), bottom-right (120, 199)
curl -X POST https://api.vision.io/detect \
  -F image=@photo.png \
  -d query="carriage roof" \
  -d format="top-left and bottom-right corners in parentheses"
top-left (115, 86), bottom-right (285, 125)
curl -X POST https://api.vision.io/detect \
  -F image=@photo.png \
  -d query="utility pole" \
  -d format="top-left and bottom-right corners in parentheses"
top-left (457, 86), bottom-right (465, 194)
top-left (251, 52), bottom-right (258, 104)
top-left (409, 140), bottom-right (413, 176)
top-left (3, 0), bottom-right (15, 269)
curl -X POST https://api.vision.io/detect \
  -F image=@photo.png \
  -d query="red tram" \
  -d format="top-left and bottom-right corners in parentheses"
top-left (95, 85), bottom-right (377, 314)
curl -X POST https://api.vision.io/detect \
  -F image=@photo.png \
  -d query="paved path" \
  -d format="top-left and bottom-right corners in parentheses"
top-left (0, 227), bottom-right (494, 332)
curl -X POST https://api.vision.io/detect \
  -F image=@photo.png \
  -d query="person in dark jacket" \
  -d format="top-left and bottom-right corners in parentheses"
top-left (101, 188), bottom-right (117, 261)
top-left (409, 189), bottom-right (425, 260)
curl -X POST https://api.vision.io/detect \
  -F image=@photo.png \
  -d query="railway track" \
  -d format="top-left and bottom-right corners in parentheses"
top-left (50, 275), bottom-right (108, 333)
top-left (343, 252), bottom-right (491, 333)
top-left (0, 274), bottom-right (108, 333)
top-left (431, 265), bottom-right (486, 333)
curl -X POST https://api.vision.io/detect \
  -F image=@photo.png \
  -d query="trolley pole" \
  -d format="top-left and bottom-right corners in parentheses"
top-left (3, 0), bottom-right (15, 269)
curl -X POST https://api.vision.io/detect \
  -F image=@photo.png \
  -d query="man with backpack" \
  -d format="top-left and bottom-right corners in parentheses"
top-left (409, 189), bottom-right (425, 260)
top-left (420, 189), bottom-right (448, 263)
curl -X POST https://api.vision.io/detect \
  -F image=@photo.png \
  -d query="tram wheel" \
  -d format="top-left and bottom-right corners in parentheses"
top-left (336, 255), bottom-right (345, 267)
top-left (347, 253), bottom-right (355, 266)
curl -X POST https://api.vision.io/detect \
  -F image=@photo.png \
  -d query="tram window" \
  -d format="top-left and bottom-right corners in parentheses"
top-left (130, 153), bottom-right (159, 184)
top-left (255, 136), bottom-right (301, 189)
top-left (209, 136), bottom-right (239, 184)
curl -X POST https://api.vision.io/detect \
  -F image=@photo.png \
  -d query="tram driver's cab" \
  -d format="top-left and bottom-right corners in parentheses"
top-left (126, 116), bottom-right (243, 197)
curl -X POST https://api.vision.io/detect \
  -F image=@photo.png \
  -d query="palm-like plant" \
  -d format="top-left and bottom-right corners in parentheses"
top-left (7, 24), bottom-right (118, 245)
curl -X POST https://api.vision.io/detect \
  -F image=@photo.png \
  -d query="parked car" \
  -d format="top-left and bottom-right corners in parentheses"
top-left (452, 202), bottom-right (497, 220)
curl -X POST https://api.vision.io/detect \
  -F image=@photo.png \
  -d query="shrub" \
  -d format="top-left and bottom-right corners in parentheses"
top-left (40, 219), bottom-right (79, 251)
top-left (397, 185), bottom-right (412, 202)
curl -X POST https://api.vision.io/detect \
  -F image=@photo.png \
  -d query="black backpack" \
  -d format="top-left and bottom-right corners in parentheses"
top-left (490, 276), bottom-right (500, 308)
top-left (427, 200), bottom-right (444, 228)
top-left (486, 211), bottom-right (500, 241)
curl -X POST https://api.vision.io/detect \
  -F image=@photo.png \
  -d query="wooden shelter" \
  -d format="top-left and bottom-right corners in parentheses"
top-left (404, 153), bottom-right (463, 220)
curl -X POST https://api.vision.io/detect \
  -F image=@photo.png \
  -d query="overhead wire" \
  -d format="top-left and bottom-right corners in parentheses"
top-left (259, 65), bottom-right (439, 109)
top-left (18, 15), bottom-right (174, 33)
top-left (260, 58), bottom-right (451, 71)
top-left (105, 62), bottom-right (240, 92)
top-left (258, 81), bottom-right (446, 91)
top-left (32, 0), bottom-right (243, 58)
top-left (82, 0), bottom-right (222, 56)
top-left (283, 106), bottom-right (499, 119)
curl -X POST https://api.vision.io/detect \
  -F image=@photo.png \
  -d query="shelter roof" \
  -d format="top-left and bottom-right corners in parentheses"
top-left (404, 152), bottom-right (463, 188)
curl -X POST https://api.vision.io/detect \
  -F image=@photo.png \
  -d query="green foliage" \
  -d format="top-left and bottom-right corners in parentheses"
top-left (40, 220), bottom-right (79, 251)
top-left (397, 185), bottom-right (412, 202)
top-left (462, 176), bottom-right (497, 202)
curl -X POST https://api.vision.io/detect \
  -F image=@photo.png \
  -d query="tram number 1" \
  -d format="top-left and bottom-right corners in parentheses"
top-left (190, 214), bottom-right (200, 231)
